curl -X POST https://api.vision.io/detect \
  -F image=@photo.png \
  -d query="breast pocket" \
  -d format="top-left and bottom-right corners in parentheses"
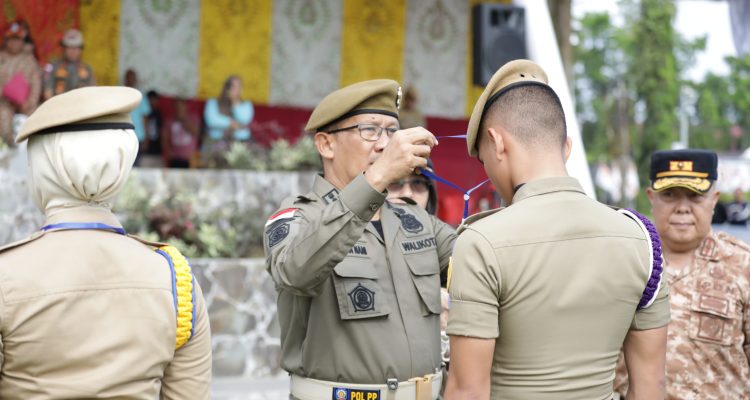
top-left (688, 291), bottom-right (739, 346)
top-left (404, 251), bottom-right (442, 316)
top-left (332, 257), bottom-right (390, 320)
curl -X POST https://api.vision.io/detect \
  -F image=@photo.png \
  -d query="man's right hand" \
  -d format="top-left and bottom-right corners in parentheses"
top-left (365, 127), bottom-right (437, 192)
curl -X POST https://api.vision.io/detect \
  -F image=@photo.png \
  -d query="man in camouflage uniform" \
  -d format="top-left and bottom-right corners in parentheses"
top-left (42, 29), bottom-right (95, 101)
top-left (615, 149), bottom-right (750, 399)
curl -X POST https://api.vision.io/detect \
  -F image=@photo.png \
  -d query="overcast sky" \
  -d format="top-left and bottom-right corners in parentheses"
top-left (572, 0), bottom-right (736, 81)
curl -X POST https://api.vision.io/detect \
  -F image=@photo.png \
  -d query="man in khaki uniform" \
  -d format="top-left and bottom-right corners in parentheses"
top-left (0, 86), bottom-right (211, 399)
top-left (42, 29), bottom-right (95, 101)
top-left (264, 79), bottom-right (456, 400)
top-left (615, 149), bottom-right (750, 399)
top-left (443, 60), bottom-right (670, 400)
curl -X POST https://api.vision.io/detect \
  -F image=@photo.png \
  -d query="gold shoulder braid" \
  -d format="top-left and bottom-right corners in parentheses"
top-left (155, 245), bottom-right (195, 350)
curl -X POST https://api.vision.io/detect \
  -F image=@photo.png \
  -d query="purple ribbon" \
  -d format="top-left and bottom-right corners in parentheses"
top-left (622, 209), bottom-right (664, 310)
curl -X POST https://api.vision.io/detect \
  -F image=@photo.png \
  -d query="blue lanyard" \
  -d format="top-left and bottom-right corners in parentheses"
top-left (40, 222), bottom-right (127, 235)
top-left (422, 134), bottom-right (490, 220)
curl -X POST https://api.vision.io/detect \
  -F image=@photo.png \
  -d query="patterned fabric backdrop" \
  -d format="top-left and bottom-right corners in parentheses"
top-left (4, 0), bottom-right (513, 117)
top-left (269, 0), bottom-right (342, 108)
top-left (198, 0), bottom-right (272, 102)
top-left (403, 0), bottom-right (468, 118)
top-left (119, 0), bottom-right (201, 97)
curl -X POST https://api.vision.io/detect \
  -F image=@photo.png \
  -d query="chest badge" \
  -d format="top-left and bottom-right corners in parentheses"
top-left (400, 213), bottom-right (424, 233)
top-left (348, 283), bottom-right (375, 312)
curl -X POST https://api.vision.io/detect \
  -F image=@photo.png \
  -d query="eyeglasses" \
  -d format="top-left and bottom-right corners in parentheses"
top-left (387, 178), bottom-right (430, 193)
top-left (327, 123), bottom-right (399, 142)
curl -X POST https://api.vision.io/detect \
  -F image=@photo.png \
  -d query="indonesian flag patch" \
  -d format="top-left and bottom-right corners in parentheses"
top-left (265, 208), bottom-right (298, 228)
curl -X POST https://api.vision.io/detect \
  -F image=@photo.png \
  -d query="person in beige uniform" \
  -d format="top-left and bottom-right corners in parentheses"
top-left (264, 79), bottom-right (456, 400)
top-left (0, 86), bottom-right (211, 399)
top-left (443, 60), bottom-right (671, 400)
top-left (615, 149), bottom-right (750, 399)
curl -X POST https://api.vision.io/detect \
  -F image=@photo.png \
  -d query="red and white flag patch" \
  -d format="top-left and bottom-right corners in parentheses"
top-left (265, 208), bottom-right (298, 228)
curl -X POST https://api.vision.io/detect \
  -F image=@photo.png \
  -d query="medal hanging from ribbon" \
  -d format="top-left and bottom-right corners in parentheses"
top-left (420, 134), bottom-right (490, 221)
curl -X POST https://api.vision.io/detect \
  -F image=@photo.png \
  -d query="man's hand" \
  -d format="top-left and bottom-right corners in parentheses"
top-left (365, 127), bottom-right (437, 192)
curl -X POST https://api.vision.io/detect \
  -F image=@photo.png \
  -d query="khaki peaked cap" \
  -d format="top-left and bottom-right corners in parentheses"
top-left (16, 86), bottom-right (141, 143)
top-left (466, 59), bottom-right (550, 156)
top-left (305, 79), bottom-right (401, 132)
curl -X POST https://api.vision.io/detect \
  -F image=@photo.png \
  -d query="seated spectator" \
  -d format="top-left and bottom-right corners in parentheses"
top-left (726, 187), bottom-right (750, 226)
top-left (163, 99), bottom-right (199, 168)
top-left (203, 75), bottom-right (253, 143)
top-left (0, 20), bottom-right (41, 147)
top-left (141, 90), bottom-right (164, 167)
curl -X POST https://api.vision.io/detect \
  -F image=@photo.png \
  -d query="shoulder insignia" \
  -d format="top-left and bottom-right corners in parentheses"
top-left (698, 236), bottom-right (717, 259)
top-left (0, 231), bottom-right (46, 254)
top-left (714, 230), bottom-right (750, 253)
top-left (127, 234), bottom-right (168, 248)
top-left (154, 245), bottom-right (195, 350)
top-left (617, 209), bottom-right (664, 310)
top-left (457, 207), bottom-right (503, 234)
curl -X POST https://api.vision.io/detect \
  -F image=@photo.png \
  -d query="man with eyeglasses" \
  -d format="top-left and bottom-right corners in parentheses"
top-left (264, 79), bottom-right (456, 400)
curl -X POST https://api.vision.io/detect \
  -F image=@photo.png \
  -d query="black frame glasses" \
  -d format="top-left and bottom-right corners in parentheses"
top-left (327, 123), bottom-right (399, 142)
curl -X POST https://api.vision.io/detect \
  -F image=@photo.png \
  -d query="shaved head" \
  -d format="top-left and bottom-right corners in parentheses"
top-left (481, 84), bottom-right (566, 150)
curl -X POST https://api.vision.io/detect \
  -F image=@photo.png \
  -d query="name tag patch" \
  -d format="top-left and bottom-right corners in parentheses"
top-left (348, 243), bottom-right (368, 257)
top-left (332, 388), bottom-right (380, 400)
top-left (401, 237), bottom-right (437, 253)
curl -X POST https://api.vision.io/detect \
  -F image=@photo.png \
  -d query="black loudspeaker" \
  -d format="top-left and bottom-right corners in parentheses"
top-left (473, 4), bottom-right (527, 86)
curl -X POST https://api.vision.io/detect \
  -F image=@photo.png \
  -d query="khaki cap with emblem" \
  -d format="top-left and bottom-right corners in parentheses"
top-left (61, 28), bottom-right (83, 47)
top-left (16, 86), bottom-right (141, 143)
top-left (466, 59), bottom-right (550, 156)
top-left (650, 149), bottom-right (718, 194)
top-left (305, 79), bottom-right (402, 132)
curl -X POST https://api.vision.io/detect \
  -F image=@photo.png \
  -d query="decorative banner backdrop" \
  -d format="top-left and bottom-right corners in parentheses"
top-left (119, 0), bottom-right (201, 97)
top-left (403, 0), bottom-right (468, 118)
top-left (269, 0), bottom-right (342, 108)
top-left (198, 0), bottom-right (272, 102)
top-left (80, 0), bottom-right (119, 86)
top-left (340, 0), bottom-right (406, 87)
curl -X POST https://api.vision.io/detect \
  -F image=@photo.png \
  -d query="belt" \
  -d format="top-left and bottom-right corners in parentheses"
top-left (290, 374), bottom-right (441, 400)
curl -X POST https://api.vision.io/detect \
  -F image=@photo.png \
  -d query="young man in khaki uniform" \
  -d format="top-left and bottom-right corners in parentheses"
top-left (264, 79), bottom-right (456, 400)
top-left (444, 60), bottom-right (671, 400)
top-left (615, 149), bottom-right (750, 399)
top-left (0, 87), bottom-right (211, 399)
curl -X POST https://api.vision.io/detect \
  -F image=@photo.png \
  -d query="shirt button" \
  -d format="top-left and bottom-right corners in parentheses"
top-left (369, 203), bottom-right (379, 211)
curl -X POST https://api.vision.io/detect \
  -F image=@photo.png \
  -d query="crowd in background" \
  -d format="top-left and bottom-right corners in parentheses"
top-left (0, 20), bottom-right (256, 169)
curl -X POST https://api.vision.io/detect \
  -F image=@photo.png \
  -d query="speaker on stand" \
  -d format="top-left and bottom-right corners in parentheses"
top-left (472, 4), bottom-right (528, 86)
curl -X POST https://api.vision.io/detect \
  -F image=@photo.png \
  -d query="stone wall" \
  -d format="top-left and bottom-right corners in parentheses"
top-left (192, 258), bottom-right (284, 379)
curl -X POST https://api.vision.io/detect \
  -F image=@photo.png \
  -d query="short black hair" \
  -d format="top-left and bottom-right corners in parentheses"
top-left (481, 84), bottom-right (566, 149)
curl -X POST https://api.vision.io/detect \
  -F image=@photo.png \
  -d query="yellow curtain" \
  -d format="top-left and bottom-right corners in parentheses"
top-left (197, 0), bottom-right (272, 103)
top-left (465, 0), bottom-right (511, 116)
top-left (340, 0), bottom-right (406, 87)
top-left (79, 0), bottom-right (120, 86)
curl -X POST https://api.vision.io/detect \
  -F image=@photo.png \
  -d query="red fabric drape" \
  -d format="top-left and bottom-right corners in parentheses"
top-left (0, 0), bottom-right (79, 65)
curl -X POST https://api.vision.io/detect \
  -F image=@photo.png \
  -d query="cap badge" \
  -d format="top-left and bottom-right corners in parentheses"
top-left (396, 86), bottom-right (402, 109)
top-left (670, 161), bottom-right (693, 172)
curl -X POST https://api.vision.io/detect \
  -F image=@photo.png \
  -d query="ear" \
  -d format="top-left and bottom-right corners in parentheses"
top-left (710, 188), bottom-right (721, 207)
top-left (564, 136), bottom-right (573, 161)
top-left (486, 127), bottom-right (505, 162)
top-left (314, 132), bottom-right (335, 161)
top-left (645, 187), bottom-right (656, 204)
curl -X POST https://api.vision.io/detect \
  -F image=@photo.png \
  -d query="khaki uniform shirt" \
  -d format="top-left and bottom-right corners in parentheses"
top-left (615, 230), bottom-right (750, 399)
top-left (0, 206), bottom-right (211, 399)
top-left (43, 60), bottom-right (95, 99)
top-left (264, 174), bottom-right (456, 385)
top-left (447, 177), bottom-right (670, 400)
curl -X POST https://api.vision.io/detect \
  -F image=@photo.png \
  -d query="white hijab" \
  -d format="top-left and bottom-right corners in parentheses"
top-left (26, 129), bottom-right (139, 216)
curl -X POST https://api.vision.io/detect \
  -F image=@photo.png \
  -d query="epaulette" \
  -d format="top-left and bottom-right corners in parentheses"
top-left (715, 230), bottom-right (750, 253)
top-left (456, 208), bottom-right (503, 235)
top-left (0, 231), bottom-right (46, 254)
top-left (153, 244), bottom-right (196, 350)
